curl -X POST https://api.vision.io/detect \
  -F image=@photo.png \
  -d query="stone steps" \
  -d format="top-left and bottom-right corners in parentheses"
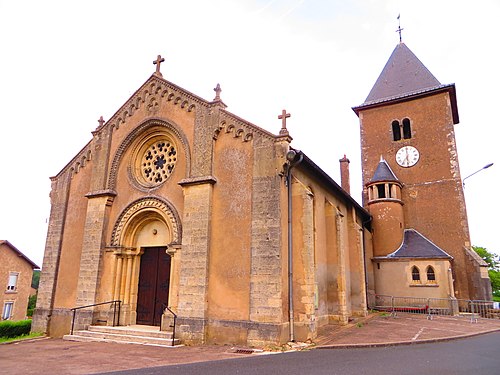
top-left (63, 325), bottom-right (181, 347)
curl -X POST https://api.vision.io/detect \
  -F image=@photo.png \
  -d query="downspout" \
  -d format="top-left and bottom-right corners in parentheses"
top-left (285, 149), bottom-right (303, 343)
top-left (361, 216), bottom-right (372, 310)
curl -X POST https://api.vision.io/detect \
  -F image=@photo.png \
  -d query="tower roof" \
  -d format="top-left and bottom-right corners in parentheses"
top-left (386, 229), bottom-right (452, 259)
top-left (352, 43), bottom-right (459, 124)
top-left (368, 157), bottom-right (399, 184)
top-left (365, 43), bottom-right (441, 103)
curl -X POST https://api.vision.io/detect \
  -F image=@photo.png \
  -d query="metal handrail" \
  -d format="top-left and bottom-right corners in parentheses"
top-left (70, 300), bottom-right (121, 335)
top-left (162, 303), bottom-right (177, 346)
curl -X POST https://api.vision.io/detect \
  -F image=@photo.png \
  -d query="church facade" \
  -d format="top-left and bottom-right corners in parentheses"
top-left (33, 42), bottom-right (491, 346)
top-left (32, 58), bottom-right (371, 346)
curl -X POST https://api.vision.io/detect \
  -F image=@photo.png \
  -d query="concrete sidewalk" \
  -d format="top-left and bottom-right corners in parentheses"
top-left (1, 314), bottom-right (499, 375)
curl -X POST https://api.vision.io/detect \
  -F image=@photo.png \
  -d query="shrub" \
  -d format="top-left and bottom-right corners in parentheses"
top-left (27, 294), bottom-right (37, 318)
top-left (0, 319), bottom-right (32, 338)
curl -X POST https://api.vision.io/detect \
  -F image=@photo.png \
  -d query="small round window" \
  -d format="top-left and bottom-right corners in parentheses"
top-left (133, 135), bottom-right (177, 187)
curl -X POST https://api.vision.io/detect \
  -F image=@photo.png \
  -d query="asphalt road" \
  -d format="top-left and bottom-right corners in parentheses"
top-left (100, 332), bottom-right (500, 375)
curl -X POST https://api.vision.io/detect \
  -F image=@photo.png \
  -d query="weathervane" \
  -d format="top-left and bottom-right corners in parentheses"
top-left (396, 14), bottom-right (404, 43)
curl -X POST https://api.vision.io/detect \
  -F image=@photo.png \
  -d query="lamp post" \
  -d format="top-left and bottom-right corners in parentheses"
top-left (462, 163), bottom-right (494, 188)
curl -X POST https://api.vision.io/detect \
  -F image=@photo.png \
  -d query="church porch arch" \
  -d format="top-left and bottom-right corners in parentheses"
top-left (109, 197), bottom-right (182, 328)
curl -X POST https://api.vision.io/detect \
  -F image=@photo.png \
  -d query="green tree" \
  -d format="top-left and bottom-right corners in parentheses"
top-left (473, 246), bottom-right (500, 300)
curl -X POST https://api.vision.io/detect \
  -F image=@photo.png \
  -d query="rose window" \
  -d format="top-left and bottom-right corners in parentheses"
top-left (140, 140), bottom-right (177, 185)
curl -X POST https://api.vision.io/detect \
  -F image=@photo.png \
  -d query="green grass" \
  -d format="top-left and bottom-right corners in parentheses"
top-left (0, 332), bottom-right (43, 344)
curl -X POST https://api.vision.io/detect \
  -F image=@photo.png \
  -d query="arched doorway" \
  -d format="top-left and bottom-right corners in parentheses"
top-left (110, 197), bottom-right (182, 326)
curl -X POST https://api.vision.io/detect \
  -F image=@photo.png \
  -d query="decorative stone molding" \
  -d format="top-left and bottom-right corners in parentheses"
top-left (107, 118), bottom-right (191, 191)
top-left (105, 77), bottom-right (203, 132)
top-left (213, 120), bottom-right (254, 143)
top-left (58, 146), bottom-right (92, 180)
top-left (110, 196), bottom-right (182, 247)
top-left (219, 110), bottom-right (277, 142)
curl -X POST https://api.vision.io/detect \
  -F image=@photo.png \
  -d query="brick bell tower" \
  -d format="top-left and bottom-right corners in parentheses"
top-left (352, 42), bottom-right (491, 300)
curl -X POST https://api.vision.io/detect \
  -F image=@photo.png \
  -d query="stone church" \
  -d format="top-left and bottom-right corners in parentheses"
top-left (33, 42), bottom-right (490, 346)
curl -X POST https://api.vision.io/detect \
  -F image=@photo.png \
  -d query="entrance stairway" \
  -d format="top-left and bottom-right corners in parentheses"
top-left (63, 325), bottom-right (181, 347)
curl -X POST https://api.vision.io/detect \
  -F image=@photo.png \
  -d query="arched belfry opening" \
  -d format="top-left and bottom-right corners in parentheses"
top-left (109, 197), bottom-right (182, 327)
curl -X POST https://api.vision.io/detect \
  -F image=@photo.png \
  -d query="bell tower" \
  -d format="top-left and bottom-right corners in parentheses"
top-left (353, 42), bottom-right (491, 300)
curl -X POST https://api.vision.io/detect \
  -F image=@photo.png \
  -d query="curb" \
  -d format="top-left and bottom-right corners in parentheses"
top-left (0, 335), bottom-right (49, 346)
top-left (315, 327), bottom-right (500, 349)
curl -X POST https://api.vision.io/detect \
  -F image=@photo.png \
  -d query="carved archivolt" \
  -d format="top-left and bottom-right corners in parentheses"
top-left (110, 196), bottom-right (182, 247)
top-left (107, 118), bottom-right (191, 191)
top-left (213, 120), bottom-right (254, 143)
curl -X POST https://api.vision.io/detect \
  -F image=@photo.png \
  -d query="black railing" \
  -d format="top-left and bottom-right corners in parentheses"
top-left (70, 300), bottom-right (121, 335)
top-left (162, 303), bottom-right (177, 346)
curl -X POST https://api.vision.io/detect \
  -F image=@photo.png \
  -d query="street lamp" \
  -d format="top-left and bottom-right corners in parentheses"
top-left (463, 163), bottom-right (494, 188)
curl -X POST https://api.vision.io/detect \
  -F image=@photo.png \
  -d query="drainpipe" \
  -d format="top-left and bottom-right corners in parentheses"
top-left (361, 216), bottom-right (372, 310)
top-left (285, 149), bottom-right (303, 343)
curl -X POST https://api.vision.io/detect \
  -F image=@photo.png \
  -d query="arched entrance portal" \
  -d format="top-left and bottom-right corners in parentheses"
top-left (110, 197), bottom-right (182, 327)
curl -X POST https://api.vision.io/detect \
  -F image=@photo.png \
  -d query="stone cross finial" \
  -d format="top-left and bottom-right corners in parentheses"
top-left (278, 109), bottom-right (291, 135)
top-left (153, 55), bottom-right (165, 76)
top-left (213, 83), bottom-right (222, 101)
top-left (98, 116), bottom-right (105, 128)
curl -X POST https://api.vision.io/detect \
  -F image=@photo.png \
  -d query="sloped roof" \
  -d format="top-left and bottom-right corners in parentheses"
top-left (365, 43), bottom-right (441, 103)
top-left (386, 229), bottom-right (452, 259)
top-left (369, 157), bottom-right (399, 184)
top-left (352, 43), bottom-right (459, 124)
top-left (0, 240), bottom-right (40, 269)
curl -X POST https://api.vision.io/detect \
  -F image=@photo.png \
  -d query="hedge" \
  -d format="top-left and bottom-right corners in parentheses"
top-left (0, 319), bottom-right (32, 338)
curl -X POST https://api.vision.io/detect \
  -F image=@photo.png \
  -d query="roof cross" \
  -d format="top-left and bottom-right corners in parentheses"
top-left (97, 116), bottom-right (105, 128)
top-left (396, 14), bottom-right (404, 43)
top-left (278, 109), bottom-right (291, 135)
top-left (153, 55), bottom-right (165, 76)
top-left (213, 83), bottom-right (222, 101)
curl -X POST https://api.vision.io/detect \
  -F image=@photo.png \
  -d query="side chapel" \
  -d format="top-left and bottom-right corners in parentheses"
top-left (33, 41), bottom-right (491, 346)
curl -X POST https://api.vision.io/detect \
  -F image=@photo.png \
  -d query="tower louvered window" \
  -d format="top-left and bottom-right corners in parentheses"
top-left (402, 118), bottom-right (412, 139)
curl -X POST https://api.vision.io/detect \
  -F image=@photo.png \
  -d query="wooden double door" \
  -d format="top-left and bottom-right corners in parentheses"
top-left (136, 247), bottom-right (171, 326)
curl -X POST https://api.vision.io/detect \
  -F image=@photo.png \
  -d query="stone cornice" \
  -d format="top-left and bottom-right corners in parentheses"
top-left (85, 189), bottom-right (117, 199)
top-left (178, 175), bottom-right (217, 186)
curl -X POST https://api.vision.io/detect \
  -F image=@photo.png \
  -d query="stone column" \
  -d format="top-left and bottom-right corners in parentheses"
top-left (297, 186), bottom-right (317, 341)
top-left (73, 192), bottom-right (115, 329)
top-left (176, 177), bottom-right (215, 344)
top-left (32, 174), bottom-right (71, 334)
top-left (248, 138), bottom-right (286, 346)
top-left (336, 209), bottom-right (349, 324)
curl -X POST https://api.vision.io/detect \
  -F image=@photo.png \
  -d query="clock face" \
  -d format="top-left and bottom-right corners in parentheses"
top-left (396, 146), bottom-right (419, 167)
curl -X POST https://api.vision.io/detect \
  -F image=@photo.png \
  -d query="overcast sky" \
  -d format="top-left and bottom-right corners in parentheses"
top-left (1, 0), bottom-right (498, 267)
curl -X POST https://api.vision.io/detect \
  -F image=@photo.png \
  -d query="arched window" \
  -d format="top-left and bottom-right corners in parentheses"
top-left (402, 118), bottom-right (412, 139)
top-left (427, 266), bottom-right (436, 282)
top-left (392, 120), bottom-right (401, 141)
top-left (411, 266), bottom-right (420, 282)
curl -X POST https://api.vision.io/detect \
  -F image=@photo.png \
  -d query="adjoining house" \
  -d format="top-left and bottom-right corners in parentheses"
top-left (1, 240), bottom-right (39, 321)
